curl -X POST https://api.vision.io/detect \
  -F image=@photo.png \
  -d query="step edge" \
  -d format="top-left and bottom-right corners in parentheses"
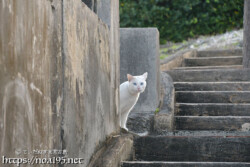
top-left (175, 115), bottom-right (250, 117)
top-left (166, 68), bottom-right (250, 72)
top-left (174, 82), bottom-right (250, 84)
top-left (122, 161), bottom-right (250, 164)
top-left (185, 56), bottom-right (243, 60)
top-left (175, 103), bottom-right (250, 106)
top-left (174, 65), bottom-right (243, 69)
top-left (152, 130), bottom-right (250, 137)
top-left (175, 91), bottom-right (250, 93)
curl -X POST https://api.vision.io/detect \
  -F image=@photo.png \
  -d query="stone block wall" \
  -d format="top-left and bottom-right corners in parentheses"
top-left (0, 0), bottom-right (119, 166)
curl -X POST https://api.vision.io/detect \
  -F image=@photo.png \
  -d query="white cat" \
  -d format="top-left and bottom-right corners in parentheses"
top-left (120, 72), bottom-right (148, 131)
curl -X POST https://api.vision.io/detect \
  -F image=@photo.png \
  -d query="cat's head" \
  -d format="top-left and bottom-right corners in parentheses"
top-left (127, 72), bottom-right (148, 94)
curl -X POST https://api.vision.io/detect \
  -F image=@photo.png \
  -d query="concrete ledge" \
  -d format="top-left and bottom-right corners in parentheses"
top-left (88, 134), bottom-right (134, 167)
top-left (160, 50), bottom-right (197, 71)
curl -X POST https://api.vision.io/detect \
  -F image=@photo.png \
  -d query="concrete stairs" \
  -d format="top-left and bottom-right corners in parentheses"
top-left (122, 49), bottom-right (250, 167)
top-left (183, 56), bottom-right (243, 67)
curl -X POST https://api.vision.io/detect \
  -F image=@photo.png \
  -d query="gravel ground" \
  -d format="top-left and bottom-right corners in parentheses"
top-left (160, 29), bottom-right (243, 60)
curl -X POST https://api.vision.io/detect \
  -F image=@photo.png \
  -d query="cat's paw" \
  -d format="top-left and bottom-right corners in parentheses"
top-left (120, 127), bottom-right (129, 133)
top-left (120, 127), bottom-right (140, 137)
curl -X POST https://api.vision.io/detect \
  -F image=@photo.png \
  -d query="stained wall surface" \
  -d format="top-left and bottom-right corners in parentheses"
top-left (0, 0), bottom-right (119, 166)
top-left (62, 1), bottom-right (120, 165)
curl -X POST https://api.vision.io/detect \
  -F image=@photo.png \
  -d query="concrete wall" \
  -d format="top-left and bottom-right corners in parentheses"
top-left (0, 0), bottom-right (119, 166)
top-left (97, 0), bottom-right (120, 121)
top-left (243, 0), bottom-right (250, 68)
top-left (62, 1), bottom-right (120, 165)
top-left (0, 0), bottom-right (63, 160)
top-left (120, 28), bottom-right (160, 113)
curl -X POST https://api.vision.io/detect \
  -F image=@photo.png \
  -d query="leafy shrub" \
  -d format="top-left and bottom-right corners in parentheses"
top-left (120, 0), bottom-right (244, 43)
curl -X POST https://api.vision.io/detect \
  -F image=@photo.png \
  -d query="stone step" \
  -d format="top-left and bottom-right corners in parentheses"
top-left (175, 91), bottom-right (250, 103)
top-left (184, 56), bottom-right (242, 67)
top-left (197, 49), bottom-right (242, 57)
top-left (175, 116), bottom-right (250, 131)
top-left (134, 136), bottom-right (250, 162)
top-left (174, 82), bottom-right (250, 91)
top-left (173, 65), bottom-right (243, 70)
top-left (175, 103), bottom-right (250, 116)
top-left (166, 69), bottom-right (250, 82)
top-left (122, 161), bottom-right (250, 167)
top-left (155, 130), bottom-right (250, 137)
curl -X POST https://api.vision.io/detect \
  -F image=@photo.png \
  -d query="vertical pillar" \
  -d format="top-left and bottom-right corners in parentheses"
top-left (243, 0), bottom-right (250, 68)
top-left (120, 28), bottom-right (160, 133)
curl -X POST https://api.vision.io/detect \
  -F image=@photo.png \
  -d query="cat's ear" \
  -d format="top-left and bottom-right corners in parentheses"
top-left (127, 74), bottom-right (134, 81)
top-left (142, 72), bottom-right (148, 80)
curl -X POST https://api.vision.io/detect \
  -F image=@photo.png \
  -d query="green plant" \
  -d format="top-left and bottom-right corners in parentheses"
top-left (160, 54), bottom-right (170, 60)
top-left (154, 108), bottom-right (160, 114)
top-left (120, 0), bottom-right (243, 44)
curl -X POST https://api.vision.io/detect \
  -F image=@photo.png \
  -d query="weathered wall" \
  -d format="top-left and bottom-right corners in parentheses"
top-left (0, 0), bottom-right (120, 166)
top-left (0, 0), bottom-right (63, 160)
top-left (97, 0), bottom-right (120, 124)
top-left (243, 0), bottom-right (250, 68)
top-left (62, 1), bottom-right (119, 166)
top-left (120, 28), bottom-right (160, 113)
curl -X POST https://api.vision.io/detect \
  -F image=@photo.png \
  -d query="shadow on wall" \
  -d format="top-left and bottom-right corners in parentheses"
top-left (82, 0), bottom-right (98, 13)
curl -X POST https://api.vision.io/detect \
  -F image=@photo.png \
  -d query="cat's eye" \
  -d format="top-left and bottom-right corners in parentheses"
top-left (133, 83), bottom-right (137, 86)
top-left (140, 82), bottom-right (144, 85)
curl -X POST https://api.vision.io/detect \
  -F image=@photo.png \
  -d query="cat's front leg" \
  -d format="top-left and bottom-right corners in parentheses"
top-left (120, 112), bottom-right (128, 131)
